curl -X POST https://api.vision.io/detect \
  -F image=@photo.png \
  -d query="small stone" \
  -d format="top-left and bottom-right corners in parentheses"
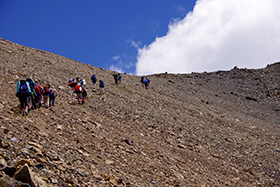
top-left (105, 160), bottom-right (114, 166)
top-left (0, 140), bottom-right (10, 149)
top-left (124, 139), bottom-right (134, 146)
top-left (58, 86), bottom-right (66, 89)
top-left (0, 158), bottom-right (7, 170)
top-left (151, 180), bottom-right (158, 185)
top-left (3, 129), bottom-right (9, 134)
top-left (177, 144), bottom-right (186, 149)
top-left (10, 137), bottom-right (19, 143)
top-left (51, 178), bottom-right (58, 184)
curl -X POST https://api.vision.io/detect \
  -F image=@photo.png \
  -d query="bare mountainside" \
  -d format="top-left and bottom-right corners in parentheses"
top-left (0, 38), bottom-right (279, 187)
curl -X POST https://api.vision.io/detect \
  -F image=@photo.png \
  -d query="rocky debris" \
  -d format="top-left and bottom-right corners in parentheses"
top-left (0, 37), bottom-right (280, 186)
top-left (14, 164), bottom-right (47, 187)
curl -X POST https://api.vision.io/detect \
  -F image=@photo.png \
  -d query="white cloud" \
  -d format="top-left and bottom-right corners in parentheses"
top-left (112, 55), bottom-right (121, 61)
top-left (109, 64), bottom-right (123, 73)
top-left (128, 38), bottom-right (142, 49)
top-left (174, 4), bottom-right (186, 14)
top-left (136, 0), bottom-right (280, 75)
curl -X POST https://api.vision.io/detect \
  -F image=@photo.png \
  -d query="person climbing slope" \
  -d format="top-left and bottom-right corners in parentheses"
top-left (49, 86), bottom-right (58, 106)
top-left (91, 74), bottom-right (97, 89)
top-left (76, 77), bottom-right (87, 101)
top-left (112, 73), bottom-right (119, 85)
top-left (26, 78), bottom-right (37, 110)
top-left (74, 84), bottom-right (85, 104)
top-left (35, 85), bottom-right (43, 108)
top-left (41, 85), bottom-right (51, 108)
top-left (141, 76), bottom-right (144, 86)
top-left (118, 73), bottom-right (122, 85)
top-left (143, 77), bottom-right (150, 89)
top-left (16, 79), bottom-right (31, 116)
top-left (99, 80), bottom-right (105, 94)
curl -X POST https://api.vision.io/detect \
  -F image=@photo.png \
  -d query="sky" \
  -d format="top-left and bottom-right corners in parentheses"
top-left (1, 0), bottom-right (280, 75)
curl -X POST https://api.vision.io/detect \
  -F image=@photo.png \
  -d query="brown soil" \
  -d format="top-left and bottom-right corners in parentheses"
top-left (0, 38), bottom-right (279, 186)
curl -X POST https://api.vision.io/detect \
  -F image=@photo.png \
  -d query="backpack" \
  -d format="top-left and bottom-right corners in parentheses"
top-left (91, 75), bottom-right (96, 81)
top-left (44, 86), bottom-right (49, 92)
top-left (35, 86), bottom-right (41, 95)
top-left (74, 84), bottom-right (82, 93)
top-left (99, 80), bottom-right (104, 87)
top-left (29, 82), bottom-right (37, 97)
top-left (19, 80), bottom-right (29, 95)
top-left (49, 88), bottom-right (55, 94)
top-left (143, 79), bottom-right (148, 84)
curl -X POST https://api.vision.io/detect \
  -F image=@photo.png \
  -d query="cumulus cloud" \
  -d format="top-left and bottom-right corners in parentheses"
top-left (136, 0), bottom-right (280, 75)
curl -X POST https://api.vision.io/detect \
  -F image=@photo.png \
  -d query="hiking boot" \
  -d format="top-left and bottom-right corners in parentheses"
top-left (22, 111), bottom-right (25, 116)
top-left (82, 101), bottom-right (85, 104)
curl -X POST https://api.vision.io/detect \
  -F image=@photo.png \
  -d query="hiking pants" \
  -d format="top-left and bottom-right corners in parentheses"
top-left (49, 94), bottom-right (55, 106)
top-left (19, 93), bottom-right (29, 109)
top-left (31, 94), bottom-right (36, 109)
top-left (43, 95), bottom-right (49, 107)
top-left (145, 83), bottom-right (148, 89)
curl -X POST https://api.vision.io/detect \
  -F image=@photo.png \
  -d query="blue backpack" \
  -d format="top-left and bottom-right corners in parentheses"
top-left (143, 79), bottom-right (148, 84)
top-left (100, 80), bottom-right (104, 87)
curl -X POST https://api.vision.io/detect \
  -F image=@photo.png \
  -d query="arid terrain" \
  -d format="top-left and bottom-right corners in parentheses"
top-left (0, 38), bottom-right (279, 186)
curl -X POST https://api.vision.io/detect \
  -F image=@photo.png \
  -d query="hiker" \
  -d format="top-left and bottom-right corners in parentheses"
top-left (41, 85), bottom-right (51, 108)
top-left (118, 73), bottom-right (122, 85)
top-left (91, 74), bottom-right (97, 89)
top-left (26, 78), bottom-right (37, 110)
top-left (73, 84), bottom-right (85, 104)
top-left (143, 78), bottom-right (150, 89)
top-left (35, 85), bottom-right (43, 108)
top-left (76, 77), bottom-right (87, 100)
top-left (140, 76), bottom-right (144, 86)
top-left (99, 80), bottom-right (105, 94)
top-left (112, 73), bottom-right (119, 85)
top-left (49, 86), bottom-right (58, 106)
top-left (16, 79), bottom-right (31, 116)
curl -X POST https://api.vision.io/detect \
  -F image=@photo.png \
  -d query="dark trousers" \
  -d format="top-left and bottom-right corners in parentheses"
top-left (19, 93), bottom-right (29, 109)
top-left (49, 94), bottom-right (56, 106)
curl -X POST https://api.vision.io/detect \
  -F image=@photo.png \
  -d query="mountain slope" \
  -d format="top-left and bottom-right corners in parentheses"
top-left (0, 38), bottom-right (279, 186)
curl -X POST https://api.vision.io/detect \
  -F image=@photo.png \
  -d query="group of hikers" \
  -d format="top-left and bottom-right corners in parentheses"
top-left (112, 73), bottom-right (122, 85)
top-left (16, 73), bottom-right (150, 116)
top-left (16, 78), bottom-right (57, 116)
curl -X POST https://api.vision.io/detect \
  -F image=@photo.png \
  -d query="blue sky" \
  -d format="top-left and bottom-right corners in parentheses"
top-left (1, 0), bottom-right (280, 75)
top-left (0, 0), bottom-right (196, 74)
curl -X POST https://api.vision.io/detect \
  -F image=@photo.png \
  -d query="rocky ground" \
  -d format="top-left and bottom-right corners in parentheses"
top-left (0, 38), bottom-right (279, 186)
